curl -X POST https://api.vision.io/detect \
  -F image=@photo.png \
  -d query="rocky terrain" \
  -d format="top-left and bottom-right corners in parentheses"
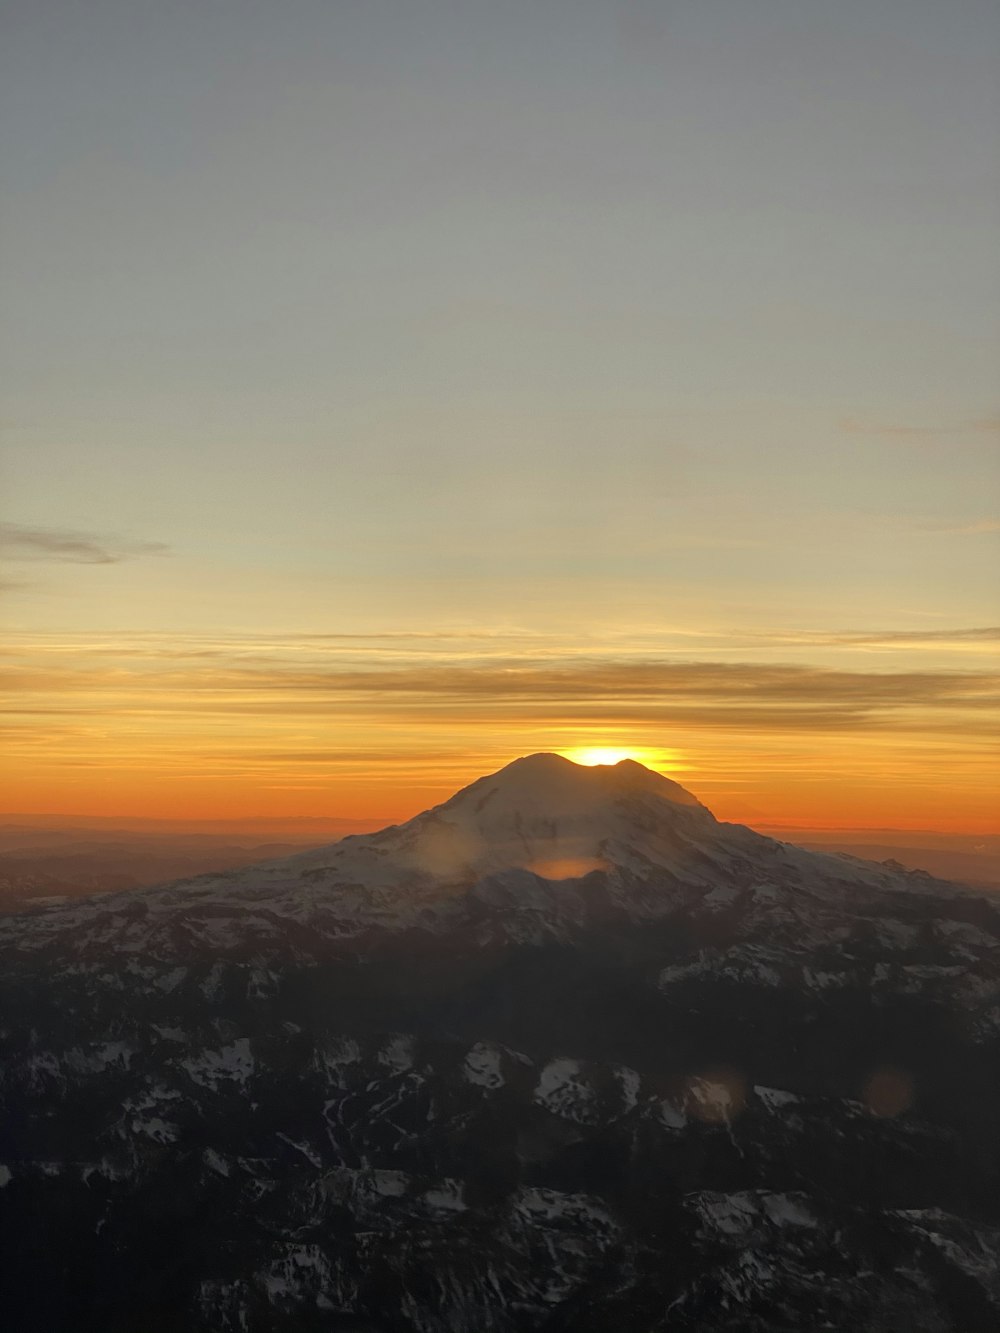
top-left (1, 754), bottom-right (998, 1331)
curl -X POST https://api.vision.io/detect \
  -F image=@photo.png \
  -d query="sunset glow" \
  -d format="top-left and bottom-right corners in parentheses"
top-left (560, 747), bottom-right (678, 770)
top-left (4, 8), bottom-right (1000, 1328)
top-left (561, 748), bottom-right (645, 768)
top-left (1, 2), bottom-right (997, 839)
top-left (2, 624), bottom-right (997, 831)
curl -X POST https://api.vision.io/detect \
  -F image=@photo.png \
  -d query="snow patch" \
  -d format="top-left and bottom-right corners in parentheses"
top-left (703, 884), bottom-right (741, 910)
top-left (183, 1039), bottom-right (254, 1091)
top-left (423, 1179), bottom-right (466, 1213)
top-left (370, 1168), bottom-right (409, 1197)
top-left (263, 1245), bottom-right (333, 1307)
top-left (513, 1186), bottom-right (619, 1236)
top-left (155, 967), bottom-right (188, 994)
top-left (894, 1210), bottom-right (1000, 1301)
top-left (616, 1065), bottom-right (641, 1112)
top-left (275, 1133), bottom-right (322, 1168)
top-left (463, 1042), bottom-right (504, 1089)
top-left (64, 1042), bottom-right (134, 1074)
top-left (761, 1193), bottom-right (817, 1228)
top-left (203, 1147), bottom-right (230, 1177)
top-left (199, 962), bottom-right (226, 1000)
top-left (802, 968), bottom-right (848, 990)
top-left (936, 920), bottom-right (997, 954)
top-left (129, 1116), bottom-right (178, 1143)
top-left (658, 1099), bottom-right (687, 1130)
top-left (534, 1058), bottom-right (599, 1125)
top-left (692, 1190), bottom-right (817, 1237)
top-left (871, 919), bottom-right (919, 950)
top-left (754, 1085), bottom-right (800, 1112)
top-left (376, 1034), bottom-right (415, 1073)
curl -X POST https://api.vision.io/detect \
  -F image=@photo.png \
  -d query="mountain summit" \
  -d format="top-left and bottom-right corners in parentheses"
top-left (288, 751), bottom-right (714, 889)
top-left (442, 751), bottom-right (708, 815)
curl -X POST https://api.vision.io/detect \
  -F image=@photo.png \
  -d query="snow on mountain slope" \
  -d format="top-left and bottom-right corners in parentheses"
top-left (0, 754), bottom-right (965, 966)
top-left (286, 751), bottom-right (896, 889)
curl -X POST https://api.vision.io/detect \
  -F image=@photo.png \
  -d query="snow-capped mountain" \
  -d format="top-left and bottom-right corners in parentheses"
top-left (0, 753), bottom-right (962, 962)
top-left (1, 755), bottom-right (998, 1331)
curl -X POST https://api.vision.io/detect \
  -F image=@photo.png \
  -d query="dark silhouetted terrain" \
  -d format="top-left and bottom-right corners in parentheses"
top-left (1, 758), bottom-right (998, 1330)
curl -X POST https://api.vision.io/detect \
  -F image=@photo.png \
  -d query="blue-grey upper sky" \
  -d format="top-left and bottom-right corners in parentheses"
top-left (2, 0), bottom-right (998, 637)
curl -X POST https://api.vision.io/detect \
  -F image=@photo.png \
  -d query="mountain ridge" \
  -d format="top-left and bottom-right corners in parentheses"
top-left (0, 753), bottom-right (966, 967)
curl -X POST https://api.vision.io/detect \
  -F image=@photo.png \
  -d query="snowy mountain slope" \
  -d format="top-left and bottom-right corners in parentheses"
top-left (1, 755), bottom-right (999, 1331)
top-left (0, 753), bottom-right (968, 964)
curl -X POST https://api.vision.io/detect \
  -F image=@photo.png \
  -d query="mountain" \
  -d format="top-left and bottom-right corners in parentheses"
top-left (1, 754), bottom-right (998, 1331)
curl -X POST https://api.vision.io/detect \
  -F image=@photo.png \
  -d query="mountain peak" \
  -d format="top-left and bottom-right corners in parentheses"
top-left (283, 751), bottom-right (714, 888)
top-left (452, 752), bottom-right (707, 814)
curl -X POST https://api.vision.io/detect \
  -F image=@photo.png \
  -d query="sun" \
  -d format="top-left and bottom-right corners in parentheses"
top-left (559, 746), bottom-right (655, 768)
top-left (558, 745), bottom-right (684, 772)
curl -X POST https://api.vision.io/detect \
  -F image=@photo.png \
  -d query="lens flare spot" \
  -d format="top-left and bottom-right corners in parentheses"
top-left (524, 856), bottom-right (608, 881)
top-left (863, 1067), bottom-right (914, 1118)
top-left (683, 1068), bottom-right (747, 1124)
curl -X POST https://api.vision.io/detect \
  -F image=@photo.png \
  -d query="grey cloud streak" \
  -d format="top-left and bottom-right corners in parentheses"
top-left (840, 416), bottom-right (1000, 440)
top-left (754, 627), bottom-right (1000, 647)
top-left (9, 656), bottom-right (996, 731)
top-left (917, 521), bottom-right (1000, 537)
top-left (208, 660), bottom-right (997, 706)
top-left (0, 523), bottom-right (169, 565)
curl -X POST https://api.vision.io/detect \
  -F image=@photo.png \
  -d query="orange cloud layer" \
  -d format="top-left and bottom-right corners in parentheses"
top-left (1, 632), bottom-right (997, 831)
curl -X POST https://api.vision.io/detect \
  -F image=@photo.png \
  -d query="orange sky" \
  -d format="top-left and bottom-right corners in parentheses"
top-left (3, 626), bottom-right (997, 833)
top-left (3, 4), bottom-right (998, 838)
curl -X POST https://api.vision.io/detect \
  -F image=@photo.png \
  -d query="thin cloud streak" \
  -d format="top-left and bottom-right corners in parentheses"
top-left (839, 416), bottom-right (1000, 440)
top-left (918, 520), bottom-right (1000, 536)
top-left (4, 655), bottom-right (997, 716)
top-left (0, 523), bottom-right (170, 565)
top-left (754, 627), bottom-right (1000, 647)
top-left (5, 624), bottom-right (997, 667)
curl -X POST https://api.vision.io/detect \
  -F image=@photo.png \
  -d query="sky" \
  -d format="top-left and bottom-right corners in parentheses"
top-left (2, 0), bottom-right (998, 830)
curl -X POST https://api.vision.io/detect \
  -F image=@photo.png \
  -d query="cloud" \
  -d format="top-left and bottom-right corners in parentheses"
top-left (222, 659), bottom-right (997, 707)
top-left (840, 416), bottom-right (1000, 440)
top-left (5, 633), bottom-right (997, 814)
top-left (0, 523), bottom-right (169, 564)
top-left (0, 577), bottom-right (36, 594)
top-left (918, 520), bottom-right (1000, 536)
top-left (756, 627), bottom-right (1000, 648)
top-left (4, 645), bottom-right (996, 734)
